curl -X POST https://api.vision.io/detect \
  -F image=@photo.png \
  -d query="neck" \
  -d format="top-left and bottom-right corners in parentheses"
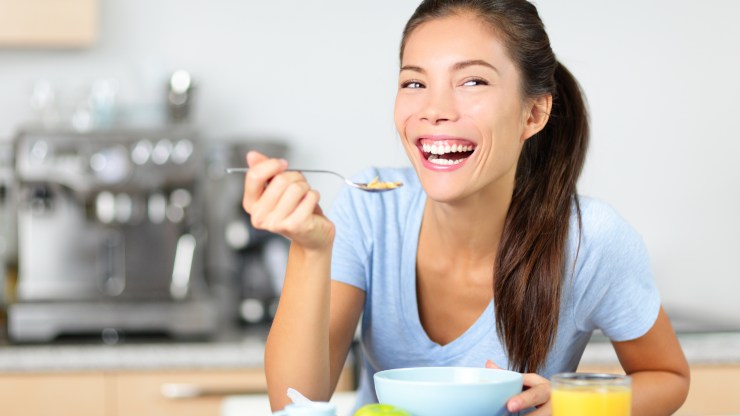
top-left (422, 177), bottom-right (514, 265)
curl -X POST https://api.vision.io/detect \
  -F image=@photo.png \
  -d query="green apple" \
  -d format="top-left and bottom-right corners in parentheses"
top-left (354, 404), bottom-right (411, 416)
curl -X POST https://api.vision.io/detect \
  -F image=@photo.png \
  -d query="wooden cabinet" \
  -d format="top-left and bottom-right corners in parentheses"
top-left (578, 363), bottom-right (740, 415)
top-left (0, 372), bottom-right (109, 416)
top-left (114, 367), bottom-right (355, 416)
top-left (0, 0), bottom-right (97, 47)
top-left (114, 370), bottom-right (268, 416)
top-left (675, 365), bottom-right (740, 416)
top-left (0, 366), bottom-right (355, 416)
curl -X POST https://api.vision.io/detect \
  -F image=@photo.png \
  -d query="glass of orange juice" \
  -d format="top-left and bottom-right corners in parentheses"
top-left (551, 373), bottom-right (631, 416)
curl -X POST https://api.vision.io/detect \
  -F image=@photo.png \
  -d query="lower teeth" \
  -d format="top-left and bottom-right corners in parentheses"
top-left (428, 156), bottom-right (464, 166)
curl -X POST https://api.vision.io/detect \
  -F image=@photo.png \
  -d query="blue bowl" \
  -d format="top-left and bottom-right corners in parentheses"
top-left (374, 367), bottom-right (523, 416)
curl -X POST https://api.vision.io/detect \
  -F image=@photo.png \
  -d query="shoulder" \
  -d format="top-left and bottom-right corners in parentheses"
top-left (575, 196), bottom-right (630, 233)
top-left (573, 196), bottom-right (645, 250)
top-left (567, 196), bottom-right (652, 285)
top-left (568, 197), bottom-right (660, 338)
top-left (568, 196), bottom-right (653, 295)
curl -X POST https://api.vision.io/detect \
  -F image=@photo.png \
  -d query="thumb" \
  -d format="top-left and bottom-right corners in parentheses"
top-left (246, 150), bottom-right (270, 167)
top-left (485, 360), bottom-right (502, 369)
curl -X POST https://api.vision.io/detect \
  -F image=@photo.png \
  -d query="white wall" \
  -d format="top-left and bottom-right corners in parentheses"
top-left (1, 0), bottom-right (738, 323)
top-left (535, 0), bottom-right (740, 324)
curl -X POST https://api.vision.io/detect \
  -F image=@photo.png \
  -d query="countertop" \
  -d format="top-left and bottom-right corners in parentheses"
top-left (1, 327), bottom-right (739, 373)
top-left (0, 326), bottom-right (270, 372)
top-left (581, 331), bottom-right (740, 366)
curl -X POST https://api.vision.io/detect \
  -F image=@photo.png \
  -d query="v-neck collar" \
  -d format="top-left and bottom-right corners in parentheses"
top-left (399, 190), bottom-right (495, 358)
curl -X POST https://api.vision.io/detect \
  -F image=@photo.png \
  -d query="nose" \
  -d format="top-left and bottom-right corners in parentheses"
top-left (419, 88), bottom-right (458, 125)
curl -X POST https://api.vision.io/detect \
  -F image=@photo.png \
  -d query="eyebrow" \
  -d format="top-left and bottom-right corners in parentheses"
top-left (400, 59), bottom-right (500, 74)
top-left (454, 59), bottom-right (499, 74)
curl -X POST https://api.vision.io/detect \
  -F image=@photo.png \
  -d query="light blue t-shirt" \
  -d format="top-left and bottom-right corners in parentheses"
top-left (328, 167), bottom-right (660, 409)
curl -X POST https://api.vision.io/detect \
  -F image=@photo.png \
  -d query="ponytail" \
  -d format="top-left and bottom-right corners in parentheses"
top-left (494, 61), bottom-right (589, 373)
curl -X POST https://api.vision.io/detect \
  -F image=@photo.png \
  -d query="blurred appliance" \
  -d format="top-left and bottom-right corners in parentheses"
top-left (7, 127), bottom-right (217, 342)
top-left (167, 70), bottom-right (194, 124)
top-left (0, 142), bottom-right (16, 317)
top-left (203, 139), bottom-right (290, 326)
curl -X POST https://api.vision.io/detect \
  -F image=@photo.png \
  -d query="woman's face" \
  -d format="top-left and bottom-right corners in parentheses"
top-left (395, 13), bottom-right (535, 203)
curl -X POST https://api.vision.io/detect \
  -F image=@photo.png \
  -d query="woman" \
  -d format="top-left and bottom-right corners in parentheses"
top-left (242, 0), bottom-right (690, 414)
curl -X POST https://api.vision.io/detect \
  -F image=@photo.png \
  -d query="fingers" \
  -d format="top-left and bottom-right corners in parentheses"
top-left (259, 177), bottom-right (311, 231)
top-left (246, 150), bottom-right (269, 167)
top-left (283, 189), bottom-right (321, 233)
top-left (507, 373), bottom-right (551, 413)
top-left (239, 152), bottom-right (332, 248)
top-left (249, 170), bottom-right (309, 230)
top-left (242, 151), bottom-right (289, 214)
top-left (523, 402), bottom-right (552, 416)
top-left (484, 361), bottom-right (552, 413)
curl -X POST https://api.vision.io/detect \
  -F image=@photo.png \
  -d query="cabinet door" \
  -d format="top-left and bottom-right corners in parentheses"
top-left (114, 369), bottom-right (267, 416)
top-left (678, 365), bottom-right (740, 415)
top-left (0, 372), bottom-right (109, 416)
top-left (113, 367), bottom-right (355, 416)
top-left (0, 0), bottom-right (97, 47)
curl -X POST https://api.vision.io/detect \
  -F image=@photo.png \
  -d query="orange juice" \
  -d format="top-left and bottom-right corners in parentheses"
top-left (552, 385), bottom-right (631, 416)
top-left (551, 373), bottom-right (631, 416)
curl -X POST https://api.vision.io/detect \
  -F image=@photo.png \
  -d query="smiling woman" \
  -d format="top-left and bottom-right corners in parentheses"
top-left (394, 3), bottom-right (574, 371)
top-left (239, 1), bottom-right (690, 415)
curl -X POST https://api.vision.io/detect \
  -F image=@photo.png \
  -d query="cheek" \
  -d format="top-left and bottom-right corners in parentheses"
top-left (470, 96), bottom-right (522, 136)
top-left (393, 95), bottom-right (413, 136)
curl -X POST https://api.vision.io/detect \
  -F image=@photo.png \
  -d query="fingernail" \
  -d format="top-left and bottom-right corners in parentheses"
top-left (508, 398), bottom-right (522, 412)
top-left (279, 158), bottom-right (288, 166)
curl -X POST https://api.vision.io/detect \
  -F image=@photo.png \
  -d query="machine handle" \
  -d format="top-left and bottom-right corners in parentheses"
top-left (170, 233), bottom-right (196, 299)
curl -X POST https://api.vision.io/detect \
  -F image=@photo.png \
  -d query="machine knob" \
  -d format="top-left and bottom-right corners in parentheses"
top-left (90, 146), bottom-right (130, 183)
top-left (152, 139), bottom-right (173, 165)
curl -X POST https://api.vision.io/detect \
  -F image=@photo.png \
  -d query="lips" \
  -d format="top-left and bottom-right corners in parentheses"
top-left (416, 137), bottom-right (477, 168)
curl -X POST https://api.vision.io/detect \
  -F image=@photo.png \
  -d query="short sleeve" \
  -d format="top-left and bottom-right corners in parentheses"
top-left (327, 181), bottom-right (373, 292)
top-left (572, 200), bottom-right (661, 341)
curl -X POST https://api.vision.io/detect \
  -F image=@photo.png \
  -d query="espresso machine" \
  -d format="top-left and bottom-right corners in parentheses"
top-left (7, 127), bottom-right (218, 342)
top-left (203, 139), bottom-right (290, 327)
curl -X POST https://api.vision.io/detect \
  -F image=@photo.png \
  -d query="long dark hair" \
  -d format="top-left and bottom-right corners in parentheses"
top-left (401, 0), bottom-right (589, 373)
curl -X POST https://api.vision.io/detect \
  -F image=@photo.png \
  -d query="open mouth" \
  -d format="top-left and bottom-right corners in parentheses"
top-left (418, 138), bottom-right (476, 166)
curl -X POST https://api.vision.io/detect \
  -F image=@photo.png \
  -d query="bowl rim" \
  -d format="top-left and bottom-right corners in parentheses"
top-left (373, 366), bottom-right (523, 386)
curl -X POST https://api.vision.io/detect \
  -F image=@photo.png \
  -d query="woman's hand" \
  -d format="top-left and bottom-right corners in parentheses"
top-left (486, 360), bottom-right (552, 415)
top-left (241, 151), bottom-right (335, 251)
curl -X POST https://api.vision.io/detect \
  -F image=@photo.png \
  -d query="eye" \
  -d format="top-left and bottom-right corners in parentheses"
top-left (462, 78), bottom-right (488, 87)
top-left (401, 80), bottom-right (425, 89)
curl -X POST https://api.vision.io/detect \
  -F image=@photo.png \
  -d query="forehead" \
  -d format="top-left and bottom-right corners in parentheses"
top-left (402, 13), bottom-right (514, 70)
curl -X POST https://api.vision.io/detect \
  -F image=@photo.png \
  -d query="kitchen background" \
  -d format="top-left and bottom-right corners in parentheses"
top-left (5, 0), bottom-right (733, 324)
top-left (0, 0), bottom-right (739, 414)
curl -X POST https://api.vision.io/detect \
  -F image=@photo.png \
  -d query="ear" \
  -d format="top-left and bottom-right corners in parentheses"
top-left (521, 94), bottom-right (552, 142)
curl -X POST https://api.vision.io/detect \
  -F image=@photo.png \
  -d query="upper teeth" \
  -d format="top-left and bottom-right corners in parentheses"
top-left (422, 143), bottom-right (475, 155)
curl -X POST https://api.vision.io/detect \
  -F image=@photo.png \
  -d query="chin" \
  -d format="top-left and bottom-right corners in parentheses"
top-left (417, 174), bottom-right (468, 203)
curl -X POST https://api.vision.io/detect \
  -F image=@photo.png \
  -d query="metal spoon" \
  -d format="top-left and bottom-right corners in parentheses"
top-left (225, 167), bottom-right (402, 193)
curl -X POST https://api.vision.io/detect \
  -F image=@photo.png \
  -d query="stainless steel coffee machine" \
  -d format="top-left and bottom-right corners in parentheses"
top-left (7, 127), bottom-right (218, 342)
top-left (203, 139), bottom-right (290, 327)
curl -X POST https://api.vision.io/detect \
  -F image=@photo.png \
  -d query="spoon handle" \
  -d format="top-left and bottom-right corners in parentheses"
top-left (225, 167), bottom-right (344, 180)
top-left (286, 387), bottom-right (313, 405)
